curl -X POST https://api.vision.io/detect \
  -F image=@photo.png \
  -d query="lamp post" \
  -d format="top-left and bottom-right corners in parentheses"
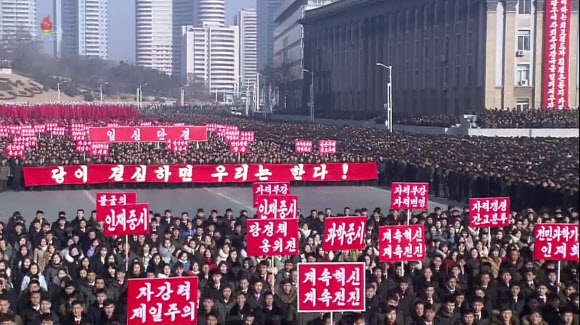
top-left (57, 80), bottom-right (67, 102)
top-left (139, 83), bottom-right (148, 109)
top-left (302, 69), bottom-right (314, 122)
top-left (376, 63), bottom-right (393, 132)
top-left (99, 82), bottom-right (108, 104)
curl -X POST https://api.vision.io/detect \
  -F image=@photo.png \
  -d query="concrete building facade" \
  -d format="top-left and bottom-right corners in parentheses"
top-left (235, 9), bottom-right (258, 93)
top-left (0, 0), bottom-right (36, 41)
top-left (135, 0), bottom-right (173, 75)
top-left (301, 0), bottom-right (579, 118)
top-left (257, 0), bottom-right (283, 70)
top-left (172, 0), bottom-right (197, 77)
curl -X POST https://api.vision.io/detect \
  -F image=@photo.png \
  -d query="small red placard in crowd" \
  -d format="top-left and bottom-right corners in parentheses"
top-left (96, 192), bottom-right (137, 208)
top-left (252, 182), bottom-right (291, 207)
top-left (90, 143), bottom-right (109, 157)
top-left (297, 262), bottom-right (365, 312)
top-left (533, 224), bottom-right (579, 261)
top-left (318, 140), bottom-right (336, 154)
top-left (379, 225), bottom-right (426, 263)
top-left (240, 131), bottom-right (255, 142)
top-left (390, 182), bottom-right (429, 210)
top-left (127, 277), bottom-right (198, 325)
top-left (295, 140), bottom-right (313, 153)
top-left (256, 195), bottom-right (298, 219)
top-left (246, 219), bottom-right (299, 256)
top-left (469, 197), bottom-right (510, 228)
top-left (5, 144), bottom-right (25, 158)
top-left (101, 203), bottom-right (149, 237)
top-left (229, 141), bottom-right (249, 153)
top-left (322, 216), bottom-right (366, 251)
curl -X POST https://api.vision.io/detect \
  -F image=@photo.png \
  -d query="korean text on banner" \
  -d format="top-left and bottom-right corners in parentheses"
top-left (533, 224), bottom-right (579, 261)
top-left (322, 216), bottom-right (366, 251)
top-left (246, 219), bottom-right (299, 256)
top-left (89, 126), bottom-right (207, 143)
top-left (469, 197), bottom-right (510, 228)
top-left (127, 277), bottom-right (198, 325)
top-left (102, 203), bottom-right (149, 237)
top-left (297, 262), bottom-right (365, 312)
top-left (390, 182), bottom-right (429, 210)
top-left (252, 182), bottom-right (291, 207)
top-left (256, 195), bottom-right (298, 219)
top-left (96, 192), bottom-right (138, 220)
top-left (379, 225), bottom-right (426, 263)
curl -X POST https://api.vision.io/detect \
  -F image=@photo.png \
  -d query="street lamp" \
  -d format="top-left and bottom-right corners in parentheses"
top-left (139, 83), bottom-right (148, 109)
top-left (376, 63), bottom-right (393, 132)
top-left (100, 82), bottom-right (109, 104)
top-left (302, 69), bottom-right (314, 122)
top-left (57, 80), bottom-right (67, 102)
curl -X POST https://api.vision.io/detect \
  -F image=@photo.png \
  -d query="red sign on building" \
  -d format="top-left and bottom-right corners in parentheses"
top-left (252, 182), bottom-right (291, 207)
top-left (101, 203), bottom-right (149, 237)
top-left (379, 225), bottom-right (426, 263)
top-left (256, 195), bottom-right (298, 219)
top-left (390, 182), bottom-right (429, 210)
top-left (533, 224), bottom-right (579, 261)
top-left (127, 277), bottom-right (198, 325)
top-left (297, 262), bottom-right (365, 312)
top-left (246, 219), bottom-right (299, 256)
top-left (322, 217), bottom-right (366, 251)
top-left (469, 197), bottom-right (510, 228)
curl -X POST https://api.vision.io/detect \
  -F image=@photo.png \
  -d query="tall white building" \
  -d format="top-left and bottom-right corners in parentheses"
top-left (0, 0), bottom-right (36, 41)
top-left (198, 0), bottom-right (225, 26)
top-left (181, 24), bottom-right (239, 97)
top-left (172, 0), bottom-right (196, 77)
top-left (257, 0), bottom-right (282, 70)
top-left (234, 9), bottom-right (257, 93)
top-left (54, 0), bottom-right (108, 59)
top-left (136, 0), bottom-right (173, 75)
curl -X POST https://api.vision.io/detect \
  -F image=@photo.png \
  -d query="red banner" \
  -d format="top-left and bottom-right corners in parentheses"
top-left (97, 192), bottom-right (137, 208)
top-left (5, 144), bottom-right (25, 158)
top-left (533, 224), bottom-right (579, 261)
top-left (23, 162), bottom-right (377, 187)
top-left (89, 126), bottom-right (207, 143)
top-left (318, 140), bottom-right (336, 154)
top-left (390, 182), bottom-right (429, 210)
top-left (322, 217), bottom-right (366, 251)
top-left (76, 140), bottom-right (92, 153)
top-left (166, 140), bottom-right (189, 153)
top-left (297, 262), bottom-right (365, 312)
top-left (240, 131), bottom-right (255, 142)
top-left (469, 197), bottom-right (510, 228)
top-left (127, 277), bottom-right (198, 325)
top-left (100, 203), bottom-right (149, 237)
top-left (542, 0), bottom-right (571, 109)
top-left (90, 143), bottom-right (109, 157)
top-left (379, 225), bottom-right (426, 263)
top-left (256, 195), bottom-right (298, 219)
top-left (252, 182), bottom-right (291, 207)
top-left (229, 141), bottom-right (249, 153)
top-left (295, 140), bottom-right (313, 153)
top-left (246, 219), bottom-right (299, 256)
top-left (12, 136), bottom-right (37, 148)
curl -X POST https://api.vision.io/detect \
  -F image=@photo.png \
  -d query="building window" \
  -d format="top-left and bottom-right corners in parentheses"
top-left (455, 66), bottom-right (460, 85)
top-left (516, 64), bottom-right (530, 85)
top-left (456, 34), bottom-right (461, 55)
top-left (516, 98), bottom-right (530, 110)
top-left (425, 39), bottom-right (429, 58)
top-left (445, 36), bottom-right (450, 56)
top-left (519, 0), bottom-right (532, 14)
top-left (517, 30), bottom-right (531, 51)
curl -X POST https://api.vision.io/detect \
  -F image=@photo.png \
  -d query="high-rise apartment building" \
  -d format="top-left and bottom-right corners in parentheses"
top-left (172, 0), bottom-right (197, 77)
top-left (257, 0), bottom-right (282, 70)
top-left (54, 0), bottom-right (108, 59)
top-left (135, 0), bottom-right (173, 75)
top-left (198, 0), bottom-right (225, 26)
top-left (235, 9), bottom-right (257, 93)
top-left (0, 0), bottom-right (36, 42)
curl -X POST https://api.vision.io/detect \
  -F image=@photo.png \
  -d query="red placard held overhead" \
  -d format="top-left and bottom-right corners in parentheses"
top-left (229, 141), bottom-right (249, 153)
top-left (256, 195), bottom-right (298, 219)
top-left (469, 197), bottom-right (510, 228)
top-left (90, 143), bottom-right (109, 157)
top-left (295, 140), bottom-right (313, 153)
top-left (390, 182), bottom-right (429, 210)
top-left (97, 192), bottom-right (137, 208)
top-left (533, 224), bottom-right (579, 261)
top-left (297, 262), bottom-right (365, 312)
top-left (102, 203), bottom-right (149, 237)
top-left (322, 217), bottom-right (366, 251)
top-left (379, 225), bottom-right (426, 263)
top-left (252, 182), bottom-right (291, 207)
top-left (127, 277), bottom-right (198, 325)
top-left (318, 140), bottom-right (336, 154)
top-left (246, 219), bottom-right (299, 256)
top-left (89, 126), bottom-right (207, 143)
top-left (240, 131), bottom-right (255, 142)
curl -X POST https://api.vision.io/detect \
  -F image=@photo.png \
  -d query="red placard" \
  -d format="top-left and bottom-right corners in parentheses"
top-left (76, 140), bottom-right (92, 153)
top-left (390, 182), bottom-right (429, 210)
top-left (469, 197), bottom-right (511, 228)
top-left (542, 0), bottom-right (571, 109)
top-left (533, 224), bottom-right (579, 261)
top-left (12, 136), bottom-right (37, 148)
top-left (89, 126), bottom-right (207, 143)
top-left (246, 219), bottom-right (299, 256)
top-left (101, 203), bottom-right (149, 237)
top-left (318, 140), bottom-right (336, 154)
top-left (229, 141), bottom-right (248, 153)
top-left (166, 140), bottom-right (189, 153)
top-left (23, 162), bottom-right (377, 186)
top-left (379, 225), bottom-right (426, 263)
top-left (322, 217), bottom-right (366, 251)
top-left (256, 195), bottom-right (298, 219)
top-left (5, 145), bottom-right (25, 158)
top-left (294, 140), bottom-right (313, 153)
top-left (252, 182), bottom-right (291, 207)
top-left (297, 262), bottom-right (365, 312)
top-left (240, 131), bottom-right (255, 142)
top-left (90, 143), bottom-right (109, 157)
top-left (127, 277), bottom-right (198, 325)
top-left (96, 192), bottom-right (137, 207)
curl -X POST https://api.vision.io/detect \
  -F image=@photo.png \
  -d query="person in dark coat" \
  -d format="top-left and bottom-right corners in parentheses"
top-left (435, 297), bottom-right (459, 325)
top-left (227, 293), bottom-right (252, 325)
top-left (255, 292), bottom-right (283, 325)
top-left (63, 300), bottom-right (91, 325)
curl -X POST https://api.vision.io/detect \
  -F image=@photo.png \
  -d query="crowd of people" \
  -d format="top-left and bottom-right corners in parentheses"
top-left (0, 203), bottom-right (577, 325)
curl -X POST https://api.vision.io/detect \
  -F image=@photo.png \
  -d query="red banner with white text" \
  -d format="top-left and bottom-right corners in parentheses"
top-left (390, 182), bottom-right (429, 210)
top-left (96, 192), bottom-right (138, 208)
top-left (379, 225), bottom-right (426, 263)
top-left (253, 182), bottom-right (291, 207)
top-left (23, 162), bottom-right (377, 187)
top-left (89, 126), bottom-right (207, 142)
top-left (246, 219), bottom-right (299, 256)
top-left (469, 197), bottom-right (511, 228)
top-left (533, 224), bottom-right (579, 261)
top-left (99, 203), bottom-right (150, 237)
top-left (256, 195), bottom-right (298, 219)
top-left (322, 216), bottom-right (367, 251)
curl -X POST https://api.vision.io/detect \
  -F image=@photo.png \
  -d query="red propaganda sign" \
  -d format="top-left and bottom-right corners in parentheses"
top-left (256, 195), bottom-right (298, 219)
top-left (166, 140), bottom-right (189, 153)
top-left (12, 136), bottom-right (37, 148)
top-left (127, 277), bottom-right (198, 325)
top-left (469, 197), bottom-right (510, 228)
top-left (297, 262), bottom-right (365, 312)
top-left (50, 127), bottom-right (65, 136)
top-left (390, 182), bottom-right (429, 210)
top-left (101, 203), bottom-right (149, 237)
top-left (318, 140), bottom-right (336, 154)
top-left (230, 141), bottom-right (249, 153)
top-left (90, 143), bottom-right (109, 157)
top-left (240, 131), bottom-right (255, 142)
top-left (33, 124), bottom-right (46, 134)
top-left (75, 140), bottom-right (92, 153)
top-left (379, 225), bottom-right (426, 263)
top-left (533, 224), bottom-right (579, 261)
top-left (322, 217), bottom-right (366, 251)
top-left (5, 145), bottom-right (25, 158)
top-left (294, 140), bottom-right (313, 153)
top-left (542, 0), bottom-right (571, 109)
top-left (97, 192), bottom-right (137, 208)
top-left (23, 162), bottom-right (378, 186)
top-left (21, 128), bottom-right (35, 137)
top-left (252, 182), bottom-right (291, 207)
top-left (89, 126), bottom-right (207, 143)
top-left (246, 219), bottom-right (299, 256)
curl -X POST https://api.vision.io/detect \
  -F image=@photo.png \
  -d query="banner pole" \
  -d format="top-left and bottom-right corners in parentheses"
top-left (125, 235), bottom-right (129, 271)
top-left (557, 261), bottom-right (561, 284)
top-left (330, 312), bottom-right (333, 325)
top-left (488, 227), bottom-right (491, 248)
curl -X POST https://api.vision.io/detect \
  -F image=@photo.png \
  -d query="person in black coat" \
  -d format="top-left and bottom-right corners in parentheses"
top-left (255, 292), bottom-right (283, 325)
top-left (435, 297), bottom-right (459, 325)
top-left (227, 293), bottom-right (253, 325)
top-left (63, 300), bottom-right (91, 325)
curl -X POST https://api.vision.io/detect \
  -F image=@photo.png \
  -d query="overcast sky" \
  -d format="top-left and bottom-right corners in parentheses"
top-left (37, 0), bottom-right (256, 63)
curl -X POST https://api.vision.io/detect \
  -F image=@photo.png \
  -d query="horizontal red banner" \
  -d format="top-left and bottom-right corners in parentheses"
top-left (533, 224), bottom-right (579, 261)
top-left (89, 126), bottom-right (207, 143)
top-left (23, 162), bottom-right (377, 187)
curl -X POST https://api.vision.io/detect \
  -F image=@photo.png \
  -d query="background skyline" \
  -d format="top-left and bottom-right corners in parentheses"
top-left (37, 0), bottom-right (256, 63)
